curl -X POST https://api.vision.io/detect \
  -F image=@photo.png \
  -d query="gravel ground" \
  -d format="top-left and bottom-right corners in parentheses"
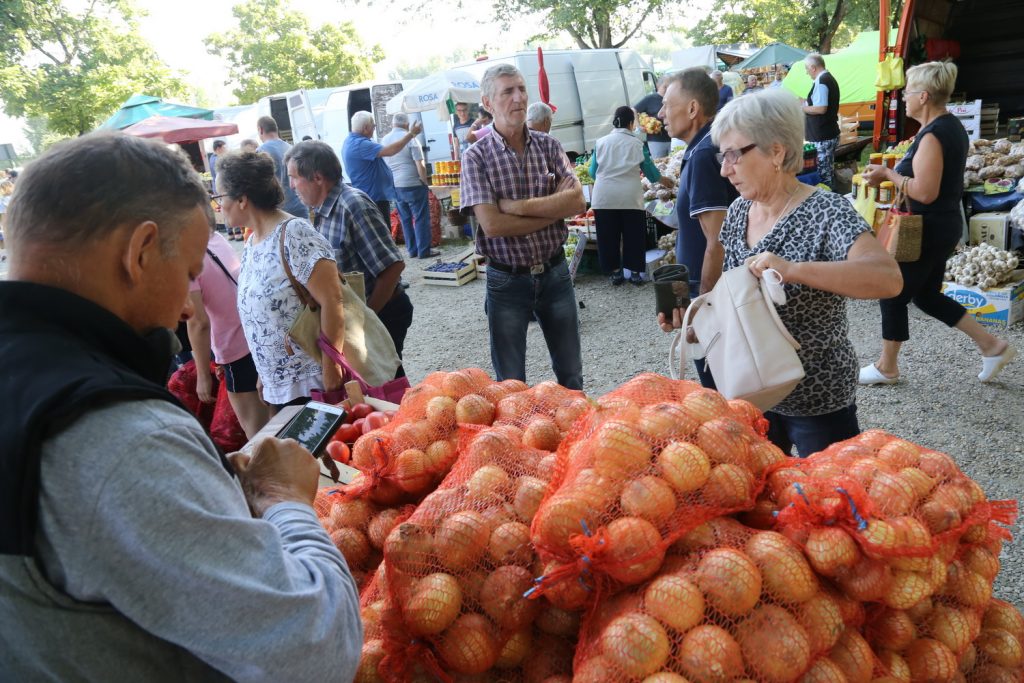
top-left (5, 238), bottom-right (1020, 604)
top-left (399, 240), bottom-right (1024, 606)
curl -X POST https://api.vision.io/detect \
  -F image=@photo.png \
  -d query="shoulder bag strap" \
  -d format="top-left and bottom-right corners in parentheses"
top-left (759, 270), bottom-right (801, 350)
top-left (278, 218), bottom-right (319, 310)
top-left (206, 248), bottom-right (237, 286)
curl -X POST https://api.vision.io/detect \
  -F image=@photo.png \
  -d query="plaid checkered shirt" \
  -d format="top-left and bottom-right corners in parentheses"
top-left (312, 181), bottom-right (403, 298)
top-left (460, 127), bottom-right (574, 268)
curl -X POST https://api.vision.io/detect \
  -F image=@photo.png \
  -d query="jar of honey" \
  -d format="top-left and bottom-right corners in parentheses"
top-left (869, 153), bottom-right (884, 166)
top-left (883, 153), bottom-right (898, 169)
top-left (878, 181), bottom-right (894, 204)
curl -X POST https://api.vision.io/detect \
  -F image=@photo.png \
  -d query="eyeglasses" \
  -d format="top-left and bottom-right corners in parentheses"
top-left (210, 193), bottom-right (228, 209)
top-left (716, 143), bottom-right (757, 166)
top-left (903, 90), bottom-right (927, 98)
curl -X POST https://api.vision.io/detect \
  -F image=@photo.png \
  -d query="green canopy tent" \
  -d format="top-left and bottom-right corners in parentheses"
top-left (733, 43), bottom-right (808, 72)
top-left (99, 94), bottom-right (214, 131)
top-left (782, 31), bottom-right (895, 109)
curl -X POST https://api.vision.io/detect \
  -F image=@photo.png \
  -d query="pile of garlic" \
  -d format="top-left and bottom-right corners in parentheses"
top-left (945, 243), bottom-right (1020, 288)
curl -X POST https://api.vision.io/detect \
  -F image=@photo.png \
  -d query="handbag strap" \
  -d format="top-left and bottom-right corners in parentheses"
top-left (206, 248), bottom-right (237, 286)
top-left (317, 331), bottom-right (370, 392)
top-left (277, 218), bottom-right (319, 310)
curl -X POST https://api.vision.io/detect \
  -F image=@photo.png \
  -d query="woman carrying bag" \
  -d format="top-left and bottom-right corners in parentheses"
top-left (589, 106), bottom-right (674, 286)
top-left (861, 61), bottom-right (1015, 385)
top-left (216, 152), bottom-right (347, 413)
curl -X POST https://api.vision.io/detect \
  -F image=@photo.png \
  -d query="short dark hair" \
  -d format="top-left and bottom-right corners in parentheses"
top-left (284, 141), bottom-right (342, 185)
top-left (216, 152), bottom-right (285, 211)
top-left (212, 140), bottom-right (226, 151)
top-left (612, 106), bottom-right (635, 129)
top-left (256, 115), bottom-right (278, 134)
top-left (666, 67), bottom-right (720, 117)
top-left (6, 132), bottom-right (208, 255)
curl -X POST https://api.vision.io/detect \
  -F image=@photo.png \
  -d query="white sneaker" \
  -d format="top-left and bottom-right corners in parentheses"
top-left (858, 363), bottom-right (899, 385)
top-left (979, 345), bottom-right (1016, 383)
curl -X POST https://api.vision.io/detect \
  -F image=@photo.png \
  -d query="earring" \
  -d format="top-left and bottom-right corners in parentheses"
top-left (775, 165), bottom-right (780, 173)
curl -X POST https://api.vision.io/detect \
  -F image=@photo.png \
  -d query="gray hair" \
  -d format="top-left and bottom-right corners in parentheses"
top-left (351, 110), bottom-right (375, 133)
top-left (5, 132), bottom-right (209, 256)
top-left (392, 112), bottom-right (410, 129)
top-left (526, 102), bottom-right (553, 125)
top-left (285, 140), bottom-right (343, 185)
top-left (711, 89), bottom-right (805, 174)
top-left (805, 53), bottom-right (825, 70)
top-left (710, 70), bottom-right (724, 83)
top-left (481, 63), bottom-right (524, 100)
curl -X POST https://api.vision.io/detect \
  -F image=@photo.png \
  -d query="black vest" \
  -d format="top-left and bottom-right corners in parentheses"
top-left (805, 70), bottom-right (841, 142)
top-left (0, 282), bottom-right (232, 557)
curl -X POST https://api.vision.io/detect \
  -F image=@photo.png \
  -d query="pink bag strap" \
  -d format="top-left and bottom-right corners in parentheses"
top-left (317, 332), bottom-right (372, 392)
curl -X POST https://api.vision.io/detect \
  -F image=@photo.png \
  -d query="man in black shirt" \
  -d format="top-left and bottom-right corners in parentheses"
top-left (802, 53), bottom-right (841, 187)
top-left (634, 77), bottom-right (671, 159)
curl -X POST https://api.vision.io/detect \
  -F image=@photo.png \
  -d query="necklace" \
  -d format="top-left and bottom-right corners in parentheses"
top-left (762, 183), bottom-right (802, 228)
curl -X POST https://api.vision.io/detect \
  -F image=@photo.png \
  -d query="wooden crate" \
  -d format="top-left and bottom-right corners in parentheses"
top-left (423, 262), bottom-right (477, 287)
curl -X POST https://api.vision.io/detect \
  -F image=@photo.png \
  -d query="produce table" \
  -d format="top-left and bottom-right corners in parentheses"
top-left (427, 185), bottom-right (464, 239)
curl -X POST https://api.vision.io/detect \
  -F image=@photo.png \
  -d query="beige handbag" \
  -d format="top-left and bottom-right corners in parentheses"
top-left (670, 265), bottom-right (805, 411)
top-left (876, 189), bottom-right (923, 262)
top-left (278, 220), bottom-right (401, 387)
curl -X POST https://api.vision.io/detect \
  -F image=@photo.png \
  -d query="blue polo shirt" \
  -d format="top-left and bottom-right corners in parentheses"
top-left (341, 133), bottom-right (396, 202)
top-left (675, 123), bottom-right (738, 297)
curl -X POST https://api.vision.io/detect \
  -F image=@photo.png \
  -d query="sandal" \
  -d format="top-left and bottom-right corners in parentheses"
top-left (858, 363), bottom-right (899, 385)
top-left (979, 344), bottom-right (1016, 383)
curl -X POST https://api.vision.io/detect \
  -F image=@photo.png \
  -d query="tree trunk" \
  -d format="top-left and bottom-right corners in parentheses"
top-left (819, 0), bottom-right (848, 53)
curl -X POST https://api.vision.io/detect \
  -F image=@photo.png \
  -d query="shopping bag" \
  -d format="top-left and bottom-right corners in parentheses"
top-left (876, 190), bottom-right (922, 262)
top-left (670, 265), bottom-right (804, 411)
top-left (312, 332), bottom-right (410, 405)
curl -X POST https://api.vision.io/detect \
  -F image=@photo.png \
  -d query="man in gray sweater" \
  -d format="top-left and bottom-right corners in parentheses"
top-left (0, 133), bottom-right (362, 681)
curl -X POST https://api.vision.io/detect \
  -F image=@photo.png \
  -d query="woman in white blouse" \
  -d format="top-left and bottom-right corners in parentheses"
top-left (589, 106), bottom-right (673, 286)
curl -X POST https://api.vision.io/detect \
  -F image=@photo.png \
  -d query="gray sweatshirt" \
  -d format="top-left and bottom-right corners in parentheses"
top-left (0, 399), bottom-right (362, 682)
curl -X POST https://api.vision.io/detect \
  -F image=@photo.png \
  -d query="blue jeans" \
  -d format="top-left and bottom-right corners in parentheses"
top-left (765, 404), bottom-right (860, 458)
top-left (394, 185), bottom-right (432, 257)
top-left (485, 259), bottom-right (583, 389)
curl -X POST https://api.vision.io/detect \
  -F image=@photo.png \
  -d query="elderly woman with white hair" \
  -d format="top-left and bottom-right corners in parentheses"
top-left (710, 89), bottom-right (902, 456)
top-left (861, 62), bottom-right (1015, 384)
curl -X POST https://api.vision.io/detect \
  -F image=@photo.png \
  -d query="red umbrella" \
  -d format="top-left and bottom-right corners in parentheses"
top-left (537, 47), bottom-right (557, 113)
top-left (122, 115), bottom-right (239, 144)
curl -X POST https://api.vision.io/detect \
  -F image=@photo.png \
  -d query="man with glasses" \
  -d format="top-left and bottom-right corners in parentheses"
top-left (657, 68), bottom-right (738, 388)
top-left (802, 53), bottom-right (841, 187)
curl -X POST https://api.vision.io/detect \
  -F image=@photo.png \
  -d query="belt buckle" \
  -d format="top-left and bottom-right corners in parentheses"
top-left (529, 263), bottom-right (545, 275)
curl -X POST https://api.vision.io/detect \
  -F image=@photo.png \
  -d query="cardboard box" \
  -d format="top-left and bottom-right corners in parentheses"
top-left (941, 271), bottom-right (1024, 328)
top-left (969, 212), bottom-right (1011, 250)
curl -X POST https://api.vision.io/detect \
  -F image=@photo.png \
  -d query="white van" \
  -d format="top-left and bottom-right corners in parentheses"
top-left (319, 80), bottom-right (453, 170)
top-left (256, 90), bottom-right (319, 143)
top-left (452, 49), bottom-right (658, 158)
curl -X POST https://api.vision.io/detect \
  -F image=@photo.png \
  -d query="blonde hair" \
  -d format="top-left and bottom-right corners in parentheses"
top-left (711, 89), bottom-right (805, 174)
top-left (0, 180), bottom-right (13, 197)
top-left (905, 61), bottom-right (958, 106)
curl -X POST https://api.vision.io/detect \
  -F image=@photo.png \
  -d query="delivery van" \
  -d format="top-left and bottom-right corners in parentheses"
top-left (320, 80), bottom-right (453, 169)
top-left (451, 49), bottom-right (658, 158)
top-left (256, 90), bottom-right (318, 143)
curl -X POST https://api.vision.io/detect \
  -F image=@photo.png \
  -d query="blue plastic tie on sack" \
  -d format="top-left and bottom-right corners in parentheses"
top-left (836, 487), bottom-right (868, 530)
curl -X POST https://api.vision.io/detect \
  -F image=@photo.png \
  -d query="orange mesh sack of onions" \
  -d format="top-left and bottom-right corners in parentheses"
top-left (571, 516), bottom-right (873, 683)
top-left (959, 598), bottom-right (1024, 683)
top-left (760, 430), bottom-right (1016, 613)
top-left (312, 486), bottom-right (415, 591)
top-left (377, 422), bottom-right (575, 680)
top-left (527, 374), bottom-right (784, 608)
top-left (343, 368), bottom-right (530, 505)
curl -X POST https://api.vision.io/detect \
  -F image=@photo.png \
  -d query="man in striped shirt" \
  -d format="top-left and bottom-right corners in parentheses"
top-left (460, 64), bottom-right (586, 389)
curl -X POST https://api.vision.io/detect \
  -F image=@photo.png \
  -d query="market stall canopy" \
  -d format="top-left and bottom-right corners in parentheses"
top-left (385, 71), bottom-right (481, 118)
top-left (669, 44), bottom-right (757, 72)
top-left (121, 116), bottom-right (239, 144)
top-left (783, 31), bottom-right (895, 105)
top-left (733, 43), bottom-right (809, 72)
top-left (99, 94), bottom-right (214, 131)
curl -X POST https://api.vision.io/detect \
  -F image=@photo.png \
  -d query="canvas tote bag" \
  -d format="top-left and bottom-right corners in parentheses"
top-left (278, 219), bottom-right (401, 387)
top-left (670, 265), bottom-right (805, 411)
top-left (876, 189), bottom-right (923, 262)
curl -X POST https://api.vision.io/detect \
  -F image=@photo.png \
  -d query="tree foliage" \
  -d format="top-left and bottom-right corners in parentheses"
top-left (0, 0), bottom-right (190, 136)
top-left (492, 0), bottom-right (676, 49)
top-left (389, 50), bottom-right (472, 81)
top-left (205, 0), bottom-right (384, 104)
top-left (689, 0), bottom-right (880, 54)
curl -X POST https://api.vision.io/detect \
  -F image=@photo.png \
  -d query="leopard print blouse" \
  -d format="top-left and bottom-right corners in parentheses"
top-left (720, 189), bottom-right (871, 417)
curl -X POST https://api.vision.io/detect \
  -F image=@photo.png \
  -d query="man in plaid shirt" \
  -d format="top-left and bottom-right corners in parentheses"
top-left (284, 141), bottom-right (414, 369)
top-left (460, 64), bottom-right (586, 389)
